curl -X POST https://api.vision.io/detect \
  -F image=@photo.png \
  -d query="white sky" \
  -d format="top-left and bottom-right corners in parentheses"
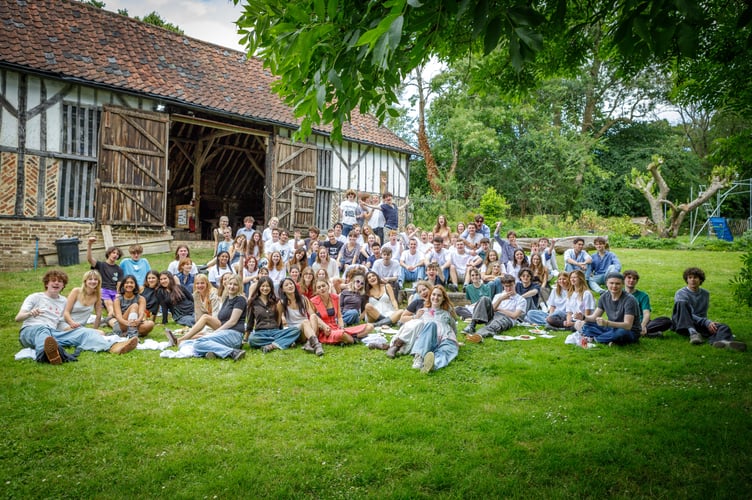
top-left (101, 0), bottom-right (246, 50)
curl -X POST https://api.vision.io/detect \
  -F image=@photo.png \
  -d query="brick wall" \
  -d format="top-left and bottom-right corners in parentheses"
top-left (0, 220), bottom-right (171, 271)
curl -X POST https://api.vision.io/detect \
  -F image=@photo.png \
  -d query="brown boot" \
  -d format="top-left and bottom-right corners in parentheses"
top-left (386, 338), bottom-right (404, 359)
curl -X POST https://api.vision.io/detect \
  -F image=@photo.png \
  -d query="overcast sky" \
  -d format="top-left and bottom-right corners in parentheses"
top-left (101, 0), bottom-right (246, 50)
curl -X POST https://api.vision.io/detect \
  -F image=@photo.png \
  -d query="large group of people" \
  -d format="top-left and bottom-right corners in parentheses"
top-left (14, 192), bottom-right (747, 369)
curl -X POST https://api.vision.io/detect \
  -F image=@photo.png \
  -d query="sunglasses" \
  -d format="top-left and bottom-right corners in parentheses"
top-left (353, 280), bottom-right (364, 285)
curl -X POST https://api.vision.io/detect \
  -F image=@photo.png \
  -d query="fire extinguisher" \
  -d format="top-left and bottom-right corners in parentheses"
top-left (188, 197), bottom-right (196, 232)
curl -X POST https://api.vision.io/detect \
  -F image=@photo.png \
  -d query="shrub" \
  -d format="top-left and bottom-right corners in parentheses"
top-left (730, 250), bottom-right (752, 308)
top-left (479, 187), bottom-right (510, 226)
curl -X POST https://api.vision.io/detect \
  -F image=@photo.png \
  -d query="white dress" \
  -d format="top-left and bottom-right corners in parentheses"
top-left (369, 289), bottom-right (395, 316)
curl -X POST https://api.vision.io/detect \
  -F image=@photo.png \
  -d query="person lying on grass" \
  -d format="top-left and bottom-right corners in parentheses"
top-left (16, 269), bottom-right (137, 364)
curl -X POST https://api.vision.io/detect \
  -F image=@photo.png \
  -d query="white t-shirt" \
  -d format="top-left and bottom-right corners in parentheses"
top-left (20, 292), bottom-right (67, 329)
top-left (340, 200), bottom-right (360, 226)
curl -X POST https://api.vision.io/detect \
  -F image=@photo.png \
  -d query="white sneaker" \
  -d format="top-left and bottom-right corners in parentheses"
top-left (411, 354), bottom-right (423, 369)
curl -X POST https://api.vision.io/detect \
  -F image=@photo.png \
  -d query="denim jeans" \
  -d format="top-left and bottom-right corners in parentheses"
top-left (20, 325), bottom-right (118, 357)
top-left (581, 323), bottom-right (638, 345)
top-left (194, 329), bottom-right (243, 358)
top-left (342, 309), bottom-right (361, 326)
top-left (410, 323), bottom-right (458, 371)
top-left (247, 327), bottom-right (300, 350)
top-left (588, 265), bottom-right (619, 293)
top-left (399, 266), bottom-right (425, 287)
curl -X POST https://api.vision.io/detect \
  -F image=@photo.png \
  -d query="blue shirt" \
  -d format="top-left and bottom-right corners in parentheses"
top-left (119, 258), bottom-right (150, 286)
top-left (591, 251), bottom-right (621, 275)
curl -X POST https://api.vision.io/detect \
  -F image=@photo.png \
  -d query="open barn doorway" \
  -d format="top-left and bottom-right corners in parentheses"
top-left (166, 114), bottom-right (270, 240)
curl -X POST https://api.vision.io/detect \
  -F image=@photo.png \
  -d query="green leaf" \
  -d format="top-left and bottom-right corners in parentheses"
top-left (484, 15), bottom-right (502, 54)
top-left (406, 0), bottom-right (423, 7)
top-left (514, 26), bottom-right (543, 52)
top-left (387, 15), bottom-right (404, 50)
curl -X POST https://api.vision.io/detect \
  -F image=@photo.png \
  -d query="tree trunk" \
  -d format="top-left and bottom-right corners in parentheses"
top-left (414, 70), bottom-right (442, 194)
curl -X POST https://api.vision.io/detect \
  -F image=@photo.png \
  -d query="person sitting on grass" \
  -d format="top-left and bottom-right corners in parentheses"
top-left (384, 282), bottom-right (434, 358)
top-left (16, 269), bottom-right (138, 364)
top-left (457, 268), bottom-right (494, 324)
top-left (109, 275), bottom-right (155, 338)
top-left (399, 237), bottom-right (425, 290)
top-left (371, 246), bottom-right (401, 297)
top-left (141, 270), bottom-right (161, 320)
top-left (60, 270), bottom-right (103, 332)
top-left (588, 237), bottom-right (621, 294)
top-left (409, 286), bottom-right (459, 374)
top-left (515, 268), bottom-right (541, 314)
top-left (167, 245), bottom-right (198, 277)
top-left (623, 269), bottom-right (672, 338)
top-left (399, 281), bottom-right (433, 324)
top-left (558, 270), bottom-right (595, 331)
top-left (339, 272), bottom-right (369, 327)
top-left (576, 272), bottom-right (640, 346)
top-left (424, 261), bottom-right (446, 289)
top-left (671, 267), bottom-right (746, 351)
top-left (364, 271), bottom-right (404, 327)
top-left (564, 237), bottom-right (592, 276)
top-left (156, 271), bottom-right (195, 329)
top-left (176, 257), bottom-right (195, 293)
top-left (186, 274), bottom-right (246, 361)
top-left (526, 272), bottom-right (569, 327)
top-left (193, 273), bottom-right (221, 322)
top-left (279, 277), bottom-right (324, 356)
top-left (506, 248), bottom-right (529, 283)
top-left (311, 279), bottom-right (374, 345)
top-left (447, 239), bottom-right (477, 292)
top-left (245, 277), bottom-right (301, 354)
top-left (207, 251), bottom-right (233, 288)
top-left (86, 236), bottom-right (122, 320)
top-left (118, 244), bottom-right (150, 286)
top-left (466, 275), bottom-right (527, 342)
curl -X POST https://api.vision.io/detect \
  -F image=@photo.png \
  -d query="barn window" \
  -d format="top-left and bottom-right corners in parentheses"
top-left (58, 104), bottom-right (99, 219)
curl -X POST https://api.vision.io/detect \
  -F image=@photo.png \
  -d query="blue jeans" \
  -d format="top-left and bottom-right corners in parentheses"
top-left (565, 262), bottom-right (592, 279)
top-left (342, 309), bottom-right (361, 326)
top-left (194, 329), bottom-right (243, 358)
top-left (247, 327), bottom-right (300, 350)
top-left (581, 323), bottom-right (638, 345)
top-left (525, 309), bottom-right (549, 325)
top-left (20, 325), bottom-right (118, 357)
top-left (588, 265), bottom-right (619, 293)
top-left (410, 323), bottom-right (458, 371)
top-left (342, 224), bottom-right (353, 236)
top-left (399, 266), bottom-right (425, 287)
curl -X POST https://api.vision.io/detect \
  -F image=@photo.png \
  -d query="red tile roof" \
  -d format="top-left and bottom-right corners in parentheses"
top-left (0, 0), bottom-right (418, 155)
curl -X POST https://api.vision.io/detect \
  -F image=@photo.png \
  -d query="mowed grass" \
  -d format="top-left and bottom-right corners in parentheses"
top-left (1, 248), bottom-right (751, 498)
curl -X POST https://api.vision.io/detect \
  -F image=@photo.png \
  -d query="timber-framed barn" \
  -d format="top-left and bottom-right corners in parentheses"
top-left (0, 0), bottom-right (417, 270)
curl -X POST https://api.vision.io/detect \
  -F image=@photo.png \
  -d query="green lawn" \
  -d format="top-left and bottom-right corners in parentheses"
top-left (1, 249), bottom-right (750, 498)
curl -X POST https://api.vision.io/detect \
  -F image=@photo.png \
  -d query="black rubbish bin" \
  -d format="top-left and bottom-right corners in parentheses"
top-left (55, 238), bottom-right (81, 266)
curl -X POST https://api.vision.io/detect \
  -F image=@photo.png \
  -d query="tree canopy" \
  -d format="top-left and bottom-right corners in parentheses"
top-left (234, 0), bottom-right (750, 140)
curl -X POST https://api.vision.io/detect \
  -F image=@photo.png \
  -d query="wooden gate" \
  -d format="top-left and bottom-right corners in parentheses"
top-left (96, 106), bottom-right (169, 227)
top-left (271, 138), bottom-right (317, 230)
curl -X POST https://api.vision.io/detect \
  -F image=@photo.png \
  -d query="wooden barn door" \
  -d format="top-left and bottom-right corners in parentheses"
top-left (96, 106), bottom-right (169, 227)
top-left (271, 138), bottom-right (317, 230)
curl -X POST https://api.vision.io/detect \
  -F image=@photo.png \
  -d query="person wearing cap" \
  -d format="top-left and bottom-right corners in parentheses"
top-left (577, 272), bottom-right (641, 345)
